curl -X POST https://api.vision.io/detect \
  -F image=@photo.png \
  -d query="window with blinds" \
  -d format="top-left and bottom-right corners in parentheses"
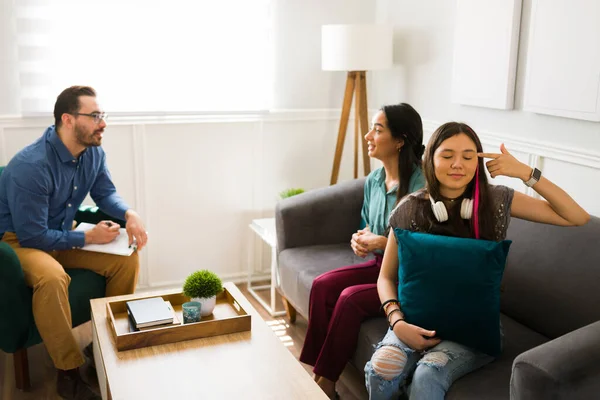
top-left (14, 0), bottom-right (273, 115)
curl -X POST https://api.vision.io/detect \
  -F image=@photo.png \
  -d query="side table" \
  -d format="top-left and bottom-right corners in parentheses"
top-left (247, 217), bottom-right (285, 316)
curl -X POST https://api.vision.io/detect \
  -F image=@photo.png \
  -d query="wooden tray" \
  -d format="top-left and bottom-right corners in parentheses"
top-left (106, 287), bottom-right (251, 351)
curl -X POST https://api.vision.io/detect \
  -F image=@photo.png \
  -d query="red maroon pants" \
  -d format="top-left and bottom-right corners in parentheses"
top-left (299, 254), bottom-right (383, 381)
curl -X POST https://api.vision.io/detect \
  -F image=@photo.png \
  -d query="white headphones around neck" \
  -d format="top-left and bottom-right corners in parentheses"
top-left (429, 196), bottom-right (474, 222)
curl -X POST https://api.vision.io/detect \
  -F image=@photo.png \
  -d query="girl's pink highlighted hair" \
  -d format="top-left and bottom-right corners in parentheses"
top-left (474, 165), bottom-right (480, 239)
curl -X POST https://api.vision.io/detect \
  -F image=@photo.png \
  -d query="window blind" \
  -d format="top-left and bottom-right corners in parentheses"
top-left (14, 0), bottom-right (273, 114)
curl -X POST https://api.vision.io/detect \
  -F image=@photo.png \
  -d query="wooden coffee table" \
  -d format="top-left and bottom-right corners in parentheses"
top-left (90, 282), bottom-right (327, 400)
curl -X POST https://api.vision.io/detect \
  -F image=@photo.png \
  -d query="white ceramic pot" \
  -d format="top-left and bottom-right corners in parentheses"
top-left (192, 295), bottom-right (216, 317)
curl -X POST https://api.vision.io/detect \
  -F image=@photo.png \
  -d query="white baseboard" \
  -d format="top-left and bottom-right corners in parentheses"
top-left (137, 272), bottom-right (272, 291)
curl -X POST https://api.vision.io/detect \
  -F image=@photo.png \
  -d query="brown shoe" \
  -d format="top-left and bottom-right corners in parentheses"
top-left (56, 369), bottom-right (101, 400)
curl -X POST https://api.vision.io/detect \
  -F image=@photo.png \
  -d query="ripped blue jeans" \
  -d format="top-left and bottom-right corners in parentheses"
top-left (364, 329), bottom-right (494, 400)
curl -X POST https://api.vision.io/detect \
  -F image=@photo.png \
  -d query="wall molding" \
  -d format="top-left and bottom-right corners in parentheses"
top-left (132, 125), bottom-right (150, 288)
top-left (0, 109), bottom-right (355, 128)
top-left (140, 272), bottom-right (270, 290)
top-left (3, 113), bottom-right (595, 171)
top-left (0, 127), bottom-right (6, 166)
top-left (423, 120), bottom-right (600, 170)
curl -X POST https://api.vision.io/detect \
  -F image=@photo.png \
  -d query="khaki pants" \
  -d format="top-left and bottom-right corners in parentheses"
top-left (2, 232), bottom-right (139, 370)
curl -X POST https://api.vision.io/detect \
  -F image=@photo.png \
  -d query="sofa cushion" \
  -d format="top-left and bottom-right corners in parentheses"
top-left (395, 229), bottom-right (511, 356)
top-left (503, 216), bottom-right (600, 339)
top-left (352, 317), bottom-right (389, 375)
top-left (278, 244), bottom-right (374, 318)
top-left (349, 313), bottom-right (548, 400)
top-left (447, 314), bottom-right (549, 399)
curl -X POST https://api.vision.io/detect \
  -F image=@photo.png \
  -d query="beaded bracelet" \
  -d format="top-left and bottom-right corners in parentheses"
top-left (386, 308), bottom-right (403, 323)
top-left (380, 299), bottom-right (400, 314)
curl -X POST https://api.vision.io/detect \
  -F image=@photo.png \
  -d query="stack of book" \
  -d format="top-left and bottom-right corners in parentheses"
top-left (126, 297), bottom-right (180, 332)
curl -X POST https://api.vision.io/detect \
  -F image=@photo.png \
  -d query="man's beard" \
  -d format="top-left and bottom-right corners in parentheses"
top-left (74, 124), bottom-right (101, 147)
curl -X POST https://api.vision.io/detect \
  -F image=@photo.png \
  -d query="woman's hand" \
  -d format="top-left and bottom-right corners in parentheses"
top-left (351, 227), bottom-right (387, 257)
top-left (351, 229), bottom-right (370, 257)
top-left (392, 320), bottom-right (441, 351)
top-left (480, 144), bottom-right (590, 227)
top-left (478, 143), bottom-right (532, 181)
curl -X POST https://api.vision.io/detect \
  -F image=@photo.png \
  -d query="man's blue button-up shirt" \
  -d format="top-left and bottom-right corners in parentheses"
top-left (0, 125), bottom-right (130, 251)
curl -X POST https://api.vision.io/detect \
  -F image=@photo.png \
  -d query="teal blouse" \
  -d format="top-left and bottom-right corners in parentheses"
top-left (360, 166), bottom-right (425, 236)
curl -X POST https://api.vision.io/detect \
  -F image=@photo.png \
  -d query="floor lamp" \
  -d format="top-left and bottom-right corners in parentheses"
top-left (322, 24), bottom-right (393, 185)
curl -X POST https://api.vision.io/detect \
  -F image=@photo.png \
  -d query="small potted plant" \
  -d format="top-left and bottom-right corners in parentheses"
top-left (279, 188), bottom-right (305, 199)
top-left (182, 269), bottom-right (224, 316)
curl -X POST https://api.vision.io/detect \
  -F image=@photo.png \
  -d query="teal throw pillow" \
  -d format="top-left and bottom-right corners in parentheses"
top-left (394, 228), bottom-right (511, 357)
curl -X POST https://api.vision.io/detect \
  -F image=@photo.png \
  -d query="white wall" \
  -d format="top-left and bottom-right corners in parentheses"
top-left (0, 0), bottom-right (19, 115)
top-left (272, 0), bottom-right (377, 109)
top-left (375, 0), bottom-right (600, 215)
top-left (1, 0), bottom-right (598, 289)
top-left (375, 0), bottom-right (599, 149)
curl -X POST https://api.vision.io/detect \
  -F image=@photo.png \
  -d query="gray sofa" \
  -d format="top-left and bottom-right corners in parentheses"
top-left (275, 178), bottom-right (600, 400)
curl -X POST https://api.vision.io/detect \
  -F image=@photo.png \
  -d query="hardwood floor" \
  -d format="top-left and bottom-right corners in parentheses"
top-left (238, 283), bottom-right (365, 400)
top-left (0, 282), bottom-right (364, 400)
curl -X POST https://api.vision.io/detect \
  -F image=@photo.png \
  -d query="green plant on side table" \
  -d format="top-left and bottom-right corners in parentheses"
top-left (279, 188), bottom-right (305, 199)
top-left (182, 270), bottom-right (224, 317)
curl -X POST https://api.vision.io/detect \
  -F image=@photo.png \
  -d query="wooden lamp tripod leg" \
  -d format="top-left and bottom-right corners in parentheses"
top-left (330, 71), bottom-right (356, 185)
top-left (330, 71), bottom-right (371, 184)
top-left (354, 72), bottom-right (361, 179)
top-left (358, 71), bottom-right (371, 176)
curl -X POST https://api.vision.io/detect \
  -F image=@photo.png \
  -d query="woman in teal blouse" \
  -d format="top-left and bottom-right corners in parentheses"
top-left (299, 103), bottom-right (426, 398)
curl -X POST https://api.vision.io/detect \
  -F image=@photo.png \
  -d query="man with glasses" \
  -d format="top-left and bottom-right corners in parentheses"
top-left (0, 86), bottom-right (147, 400)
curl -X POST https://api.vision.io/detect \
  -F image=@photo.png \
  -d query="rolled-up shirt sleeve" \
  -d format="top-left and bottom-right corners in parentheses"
top-left (89, 155), bottom-right (130, 221)
top-left (7, 164), bottom-right (85, 251)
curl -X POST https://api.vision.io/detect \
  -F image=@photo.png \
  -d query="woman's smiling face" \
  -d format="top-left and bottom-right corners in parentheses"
top-left (364, 110), bottom-right (403, 161)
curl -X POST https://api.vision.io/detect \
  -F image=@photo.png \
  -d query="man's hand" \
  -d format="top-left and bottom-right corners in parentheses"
top-left (125, 209), bottom-right (148, 251)
top-left (392, 320), bottom-right (441, 351)
top-left (85, 220), bottom-right (120, 245)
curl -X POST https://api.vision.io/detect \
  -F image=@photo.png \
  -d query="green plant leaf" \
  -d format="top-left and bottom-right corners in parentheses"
top-left (182, 270), bottom-right (224, 299)
top-left (279, 188), bottom-right (305, 199)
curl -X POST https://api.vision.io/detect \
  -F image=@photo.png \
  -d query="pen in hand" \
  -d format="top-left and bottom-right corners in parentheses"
top-left (129, 239), bottom-right (138, 251)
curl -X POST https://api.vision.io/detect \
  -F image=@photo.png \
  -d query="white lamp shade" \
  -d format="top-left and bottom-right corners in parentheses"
top-left (321, 24), bottom-right (393, 71)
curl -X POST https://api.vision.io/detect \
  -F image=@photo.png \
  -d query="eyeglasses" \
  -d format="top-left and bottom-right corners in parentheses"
top-left (73, 112), bottom-right (108, 124)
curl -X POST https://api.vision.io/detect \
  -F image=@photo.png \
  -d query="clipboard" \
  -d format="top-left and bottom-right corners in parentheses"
top-left (74, 222), bottom-right (135, 256)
